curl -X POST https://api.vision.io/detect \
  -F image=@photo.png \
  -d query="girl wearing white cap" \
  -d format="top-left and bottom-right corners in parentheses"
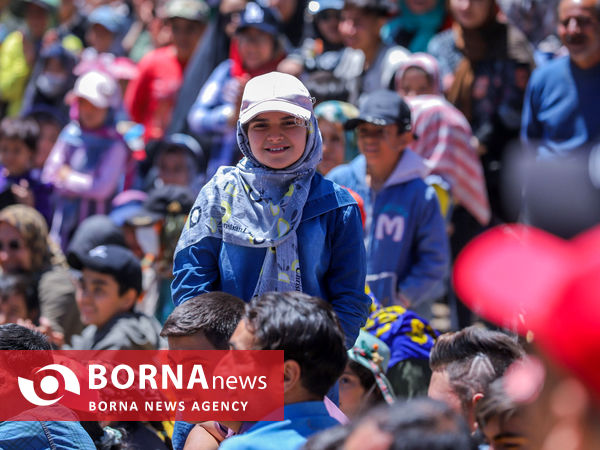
top-left (41, 70), bottom-right (129, 249)
top-left (173, 71), bottom-right (370, 348)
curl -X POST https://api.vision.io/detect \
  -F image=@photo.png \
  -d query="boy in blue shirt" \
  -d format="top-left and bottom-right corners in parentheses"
top-left (327, 89), bottom-right (449, 319)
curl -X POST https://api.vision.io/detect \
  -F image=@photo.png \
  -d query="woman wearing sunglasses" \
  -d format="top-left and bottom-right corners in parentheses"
top-left (0, 204), bottom-right (82, 345)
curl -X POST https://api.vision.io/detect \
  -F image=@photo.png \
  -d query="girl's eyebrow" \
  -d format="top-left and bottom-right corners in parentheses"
top-left (249, 115), bottom-right (297, 125)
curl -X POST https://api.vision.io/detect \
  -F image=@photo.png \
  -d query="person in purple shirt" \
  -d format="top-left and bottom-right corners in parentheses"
top-left (41, 70), bottom-right (129, 249)
top-left (0, 117), bottom-right (53, 225)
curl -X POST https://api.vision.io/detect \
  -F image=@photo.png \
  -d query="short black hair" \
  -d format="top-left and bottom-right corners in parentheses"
top-left (348, 359), bottom-right (384, 407)
top-left (353, 397), bottom-right (476, 450)
top-left (0, 274), bottom-right (40, 322)
top-left (430, 326), bottom-right (524, 413)
top-left (0, 324), bottom-right (53, 379)
top-left (0, 323), bottom-right (51, 350)
top-left (160, 292), bottom-right (245, 350)
top-left (246, 291), bottom-right (348, 398)
top-left (0, 117), bottom-right (40, 151)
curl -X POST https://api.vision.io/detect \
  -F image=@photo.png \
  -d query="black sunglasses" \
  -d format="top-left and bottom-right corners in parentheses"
top-left (0, 240), bottom-right (22, 251)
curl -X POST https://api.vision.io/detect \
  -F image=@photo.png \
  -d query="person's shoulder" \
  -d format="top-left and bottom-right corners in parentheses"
top-left (427, 28), bottom-right (454, 51)
top-left (137, 45), bottom-right (176, 68)
top-left (95, 312), bottom-right (164, 350)
top-left (307, 172), bottom-right (356, 209)
top-left (530, 55), bottom-right (570, 83)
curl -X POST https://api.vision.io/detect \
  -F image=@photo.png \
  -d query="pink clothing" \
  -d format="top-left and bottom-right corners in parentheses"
top-left (408, 95), bottom-right (490, 225)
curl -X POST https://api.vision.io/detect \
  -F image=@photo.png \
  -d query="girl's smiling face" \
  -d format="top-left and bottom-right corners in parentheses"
top-left (247, 111), bottom-right (308, 169)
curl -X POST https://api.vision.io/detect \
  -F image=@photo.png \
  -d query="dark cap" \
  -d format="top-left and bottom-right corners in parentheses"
top-left (66, 215), bottom-right (126, 268)
top-left (345, 90), bottom-right (412, 132)
top-left (236, 2), bottom-right (281, 38)
top-left (70, 245), bottom-right (142, 295)
top-left (343, 0), bottom-right (397, 15)
top-left (126, 185), bottom-right (195, 227)
top-left (160, 133), bottom-right (204, 161)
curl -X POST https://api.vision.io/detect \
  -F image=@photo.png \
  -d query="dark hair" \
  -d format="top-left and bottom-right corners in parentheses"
top-left (304, 71), bottom-right (350, 104)
top-left (475, 377), bottom-right (521, 430)
top-left (303, 424), bottom-right (351, 450)
top-left (348, 360), bottom-right (384, 406)
top-left (0, 117), bottom-right (40, 151)
top-left (342, 0), bottom-right (390, 17)
top-left (352, 397), bottom-right (476, 450)
top-left (160, 292), bottom-right (245, 349)
top-left (430, 326), bottom-right (524, 413)
top-left (0, 324), bottom-right (53, 380)
top-left (246, 291), bottom-right (348, 398)
top-left (0, 274), bottom-right (40, 322)
top-left (0, 323), bottom-right (50, 350)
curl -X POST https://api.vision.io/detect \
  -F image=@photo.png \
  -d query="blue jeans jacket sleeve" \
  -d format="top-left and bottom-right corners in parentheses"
top-left (326, 204), bottom-right (371, 348)
top-left (171, 236), bottom-right (221, 306)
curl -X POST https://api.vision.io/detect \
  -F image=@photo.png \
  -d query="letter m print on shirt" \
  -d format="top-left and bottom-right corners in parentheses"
top-left (375, 214), bottom-right (405, 242)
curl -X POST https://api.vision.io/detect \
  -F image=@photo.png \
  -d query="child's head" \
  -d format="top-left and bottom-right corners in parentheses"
top-left (26, 111), bottom-right (62, 169)
top-left (345, 90), bottom-right (414, 175)
top-left (72, 70), bottom-right (118, 130)
top-left (154, 134), bottom-right (204, 187)
top-left (340, 0), bottom-right (391, 51)
top-left (238, 71), bottom-right (320, 170)
top-left (70, 244), bottom-right (142, 328)
top-left (229, 291), bottom-right (347, 401)
top-left (0, 274), bottom-right (39, 325)
top-left (161, 292), bottom-right (246, 350)
top-left (235, 3), bottom-right (282, 71)
top-left (0, 118), bottom-right (39, 176)
top-left (314, 100), bottom-right (359, 174)
top-left (340, 330), bottom-right (395, 419)
top-left (394, 53), bottom-right (441, 98)
top-left (86, 5), bottom-right (123, 54)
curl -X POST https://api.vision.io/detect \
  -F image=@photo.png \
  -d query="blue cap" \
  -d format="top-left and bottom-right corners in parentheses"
top-left (307, 0), bottom-right (344, 14)
top-left (88, 5), bottom-right (125, 34)
top-left (236, 2), bottom-right (281, 37)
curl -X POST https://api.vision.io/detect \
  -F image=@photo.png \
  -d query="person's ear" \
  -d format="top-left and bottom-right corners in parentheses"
top-left (121, 288), bottom-right (138, 311)
top-left (471, 392), bottom-right (484, 430)
top-left (283, 360), bottom-right (302, 393)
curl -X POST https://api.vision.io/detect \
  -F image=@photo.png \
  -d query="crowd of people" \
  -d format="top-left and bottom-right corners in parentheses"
top-left (0, 0), bottom-right (599, 448)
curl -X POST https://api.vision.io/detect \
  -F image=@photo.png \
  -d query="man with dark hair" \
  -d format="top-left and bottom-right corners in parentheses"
top-left (428, 326), bottom-right (525, 431)
top-left (161, 291), bottom-right (245, 350)
top-left (342, 397), bottom-right (475, 450)
top-left (0, 323), bottom-right (95, 448)
top-left (327, 89), bottom-right (449, 319)
top-left (219, 291), bottom-right (348, 449)
top-left (521, 0), bottom-right (600, 156)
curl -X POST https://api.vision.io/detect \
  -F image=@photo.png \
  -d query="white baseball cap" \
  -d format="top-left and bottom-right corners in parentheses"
top-left (239, 72), bottom-right (315, 125)
top-left (73, 70), bottom-right (118, 109)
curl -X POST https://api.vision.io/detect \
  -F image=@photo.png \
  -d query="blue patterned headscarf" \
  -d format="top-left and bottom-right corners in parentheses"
top-left (175, 114), bottom-right (323, 297)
